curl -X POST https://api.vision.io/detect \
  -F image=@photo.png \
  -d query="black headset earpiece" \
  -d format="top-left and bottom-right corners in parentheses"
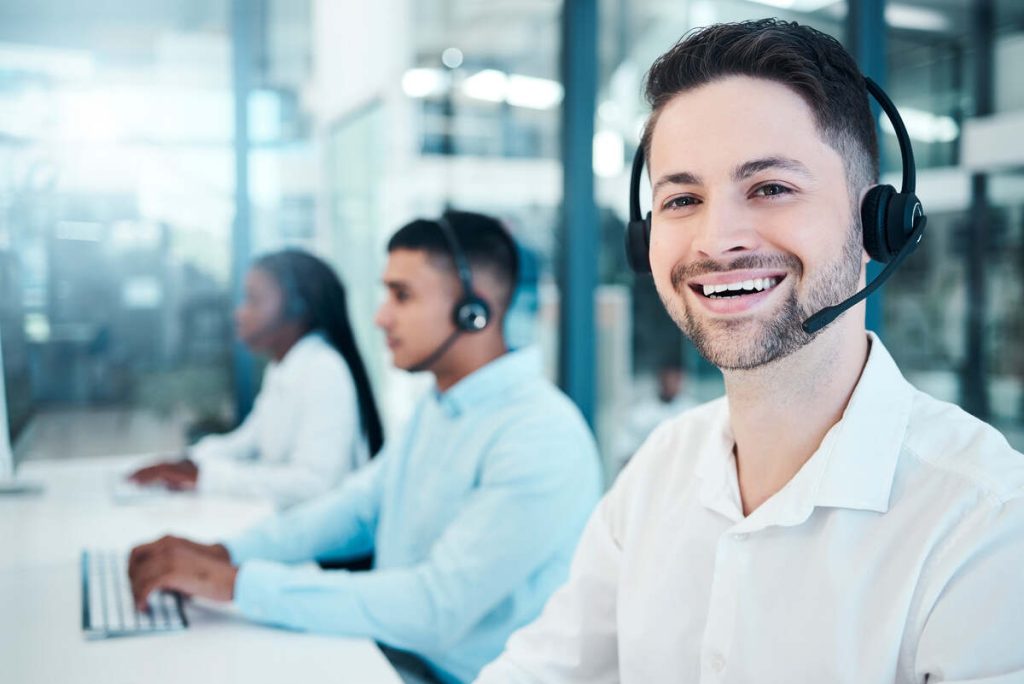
top-left (858, 78), bottom-right (924, 265)
top-left (625, 145), bottom-right (653, 274)
top-left (625, 75), bottom-right (927, 335)
top-left (435, 215), bottom-right (491, 333)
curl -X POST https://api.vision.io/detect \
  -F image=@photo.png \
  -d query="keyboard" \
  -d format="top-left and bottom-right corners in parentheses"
top-left (81, 549), bottom-right (189, 639)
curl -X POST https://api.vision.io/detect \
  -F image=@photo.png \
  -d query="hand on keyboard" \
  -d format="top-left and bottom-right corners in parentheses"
top-left (82, 549), bottom-right (188, 639)
top-left (128, 535), bottom-right (237, 611)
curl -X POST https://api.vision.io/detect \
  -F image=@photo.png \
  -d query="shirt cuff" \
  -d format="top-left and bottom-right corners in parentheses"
top-left (196, 458), bottom-right (236, 495)
top-left (233, 560), bottom-right (293, 624)
top-left (223, 525), bottom-right (269, 565)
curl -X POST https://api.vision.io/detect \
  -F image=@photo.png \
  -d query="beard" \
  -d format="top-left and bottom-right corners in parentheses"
top-left (659, 223), bottom-right (863, 371)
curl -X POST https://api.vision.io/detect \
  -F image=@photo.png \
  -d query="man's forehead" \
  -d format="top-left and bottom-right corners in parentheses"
top-left (383, 249), bottom-right (451, 286)
top-left (648, 77), bottom-right (833, 178)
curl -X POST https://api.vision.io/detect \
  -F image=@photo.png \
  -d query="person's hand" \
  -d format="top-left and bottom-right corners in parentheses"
top-left (128, 459), bottom-right (199, 490)
top-left (128, 535), bottom-right (236, 611)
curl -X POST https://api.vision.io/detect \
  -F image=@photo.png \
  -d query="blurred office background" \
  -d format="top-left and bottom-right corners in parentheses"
top-left (0, 0), bottom-right (1022, 482)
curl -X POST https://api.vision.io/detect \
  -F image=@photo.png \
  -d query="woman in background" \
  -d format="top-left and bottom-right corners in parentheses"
top-left (130, 249), bottom-right (384, 508)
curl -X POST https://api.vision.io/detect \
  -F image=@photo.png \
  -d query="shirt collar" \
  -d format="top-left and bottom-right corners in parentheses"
top-left (812, 332), bottom-right (913, 514)
top-left (696, 332), bottom-right (914, 529)
top-left (433, 346), bottom-right (543, 418)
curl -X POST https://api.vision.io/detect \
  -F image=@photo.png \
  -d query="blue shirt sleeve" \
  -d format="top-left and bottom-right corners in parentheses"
top-left (224, 454), bottom-right (387, 565)
top-left (230, 417), bottom-right (601, 654)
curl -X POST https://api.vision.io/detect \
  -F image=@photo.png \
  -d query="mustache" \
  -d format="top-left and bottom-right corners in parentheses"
top-left (670, 253), bottom-right (803, 291)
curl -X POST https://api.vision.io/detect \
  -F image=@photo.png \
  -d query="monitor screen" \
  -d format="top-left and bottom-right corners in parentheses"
top-left (0, 326), bottom-right (13, 477)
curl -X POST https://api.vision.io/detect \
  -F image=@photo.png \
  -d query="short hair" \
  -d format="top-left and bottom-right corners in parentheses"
top-left (640, 19), bottom-right (879, 200)
top-left (387, 210), bottom-right (520, 309)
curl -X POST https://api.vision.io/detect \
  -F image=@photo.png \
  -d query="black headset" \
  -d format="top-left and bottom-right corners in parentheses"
top-left (435, 215), bottom-right (492, 333)
top-left (625, 76), bottom-right (927, 335)
top-left (405, 215), bottom-right (492, 373)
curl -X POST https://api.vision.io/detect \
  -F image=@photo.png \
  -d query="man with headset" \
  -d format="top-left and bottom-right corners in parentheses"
top-left (478, 20), bottom-right (1024, 682)
top-left (128, 211), bottom-right (602, 684)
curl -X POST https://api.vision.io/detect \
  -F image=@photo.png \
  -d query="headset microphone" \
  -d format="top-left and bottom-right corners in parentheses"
top-left (801, 213), bottom-right (924, 333)
top-left (625, 76), bottom-right (927, 336)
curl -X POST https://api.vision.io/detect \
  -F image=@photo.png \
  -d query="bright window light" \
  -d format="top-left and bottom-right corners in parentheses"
top-left (507, 75), bottom-right (563, 110)
top-left (594, 130), bottom-right (625, 178)
top-left (401, 68), bottom-right (448, 98)
top-left (462, 69), bottom-right (509, 103)
top-left (881, 107), bottom-right (959, 144)
top-left (885, 4), bottom-right (951, 33)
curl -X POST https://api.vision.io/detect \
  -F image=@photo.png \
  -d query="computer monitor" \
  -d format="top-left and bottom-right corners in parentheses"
top-left (0, 324), bottom-right (40, 494)
top-left (0, 325), bottom-right (13, 478)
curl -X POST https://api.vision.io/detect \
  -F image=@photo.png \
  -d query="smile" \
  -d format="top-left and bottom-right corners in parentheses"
top-left (686, 271), bottom-right (788, 314)
top-left (696, 277), bottom-right (781, 299)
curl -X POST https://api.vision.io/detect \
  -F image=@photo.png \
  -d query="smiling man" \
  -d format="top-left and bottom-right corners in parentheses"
top-left (128, 211), bottom-right (601, 684)
top-left (477, 20), bottom-right (1024, 683)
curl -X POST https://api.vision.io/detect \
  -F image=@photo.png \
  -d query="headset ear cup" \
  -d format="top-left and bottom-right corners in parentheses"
top-left (625, 213), bottom-right (652, 274)
top-left (861, 185), bottom-right (895, 262)
top-left (455, 296), bottom-right (490, 332)
top-left (886, 191), bottom-right (923, 257)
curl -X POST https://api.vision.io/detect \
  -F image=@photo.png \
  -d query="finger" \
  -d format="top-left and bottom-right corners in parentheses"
top-left (132, 553), bottom-right (178, 611)
top-left (129, 536), bottom-right (178, 574)
top-left (128, 467), bottom-right (156, 483)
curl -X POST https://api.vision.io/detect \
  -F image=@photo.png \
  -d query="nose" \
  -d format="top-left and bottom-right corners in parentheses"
top-left (374, 301), bottom-right (391, 330)
top-left (689, 199), bottom-right (761, 260)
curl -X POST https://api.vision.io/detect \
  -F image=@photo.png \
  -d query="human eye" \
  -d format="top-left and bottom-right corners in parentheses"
top-left (661, 195), bottom-right (701, 212)
top-left (752, 183), bottom-right (793, 199)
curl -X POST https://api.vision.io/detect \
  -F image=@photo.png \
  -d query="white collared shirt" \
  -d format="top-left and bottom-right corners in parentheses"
top-left (478, 334), bottom-right (1024, 683)
top-left (191, 332), bottom-right (368, 508)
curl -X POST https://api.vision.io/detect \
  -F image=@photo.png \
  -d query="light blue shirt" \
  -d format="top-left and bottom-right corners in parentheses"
top-left (224, 347), bottom-right (602, 683)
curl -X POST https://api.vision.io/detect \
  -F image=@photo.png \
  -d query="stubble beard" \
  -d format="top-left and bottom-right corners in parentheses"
top-left (660, 224), bottom-right (864, 371)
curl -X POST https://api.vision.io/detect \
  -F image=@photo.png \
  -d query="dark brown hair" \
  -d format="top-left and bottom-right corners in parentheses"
top-left (641, 18), bottom-right (879, 196)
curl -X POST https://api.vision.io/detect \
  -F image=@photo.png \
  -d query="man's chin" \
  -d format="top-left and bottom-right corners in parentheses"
top-left (680, 313), bottom-right (810, 371)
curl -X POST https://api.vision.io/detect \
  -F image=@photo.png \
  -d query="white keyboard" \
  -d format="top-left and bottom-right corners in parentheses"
top-left (81, 549), bottom-right (188, 639)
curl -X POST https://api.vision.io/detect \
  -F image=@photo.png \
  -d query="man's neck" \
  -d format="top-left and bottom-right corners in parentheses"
top-left (723, 320), bottom-right (870, 516)
top-left (432, 334), bottom-right (508, 393)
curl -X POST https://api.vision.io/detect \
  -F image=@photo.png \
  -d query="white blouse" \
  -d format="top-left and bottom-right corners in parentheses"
top-left (190, 332), bottom-right (369, 508)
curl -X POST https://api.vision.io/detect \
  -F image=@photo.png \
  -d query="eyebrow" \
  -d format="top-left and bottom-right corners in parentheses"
top-left (732, 156), bottom-right (813, 181)
top-left (652, 171), bottom-right (703, 196)
top-left (651, 156), bottom-right (813, 195)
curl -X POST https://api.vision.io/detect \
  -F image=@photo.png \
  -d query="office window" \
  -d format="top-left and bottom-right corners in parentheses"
top-left (0, 3), bottom-right (237, 461)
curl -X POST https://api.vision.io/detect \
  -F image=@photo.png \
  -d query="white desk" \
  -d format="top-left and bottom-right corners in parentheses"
top-left (0, 455), bottom-right (402, 684)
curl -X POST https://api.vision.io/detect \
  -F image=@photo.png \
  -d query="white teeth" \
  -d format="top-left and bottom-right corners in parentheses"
top-left (700, 276), bottom-right (781, 297)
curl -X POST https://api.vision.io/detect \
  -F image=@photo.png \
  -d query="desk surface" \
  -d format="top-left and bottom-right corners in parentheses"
top-left (0, 455), bottom-right (402, 684)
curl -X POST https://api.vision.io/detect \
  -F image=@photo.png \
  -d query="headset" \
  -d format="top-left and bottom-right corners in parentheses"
top-left (625, 76), bottom-right (927, 335)
top-left (407, 215), bottom-right (492, 372)
top-left (436, 215), bottom-right (492, 333)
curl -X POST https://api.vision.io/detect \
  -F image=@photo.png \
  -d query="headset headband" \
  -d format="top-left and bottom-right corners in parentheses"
top-left (435, 215), bottom-right (475, 300)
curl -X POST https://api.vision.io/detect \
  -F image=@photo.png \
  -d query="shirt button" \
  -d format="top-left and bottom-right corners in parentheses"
top-left (709, 652), bottom-right (726, 673)
top-left (733, 532), bottom-right (749, 541)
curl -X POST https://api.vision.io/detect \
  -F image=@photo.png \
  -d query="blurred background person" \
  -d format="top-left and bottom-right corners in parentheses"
top-left (130, 249), bottom-right (384, 508)
top-left (611, 361), bottom-right (698, 477)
